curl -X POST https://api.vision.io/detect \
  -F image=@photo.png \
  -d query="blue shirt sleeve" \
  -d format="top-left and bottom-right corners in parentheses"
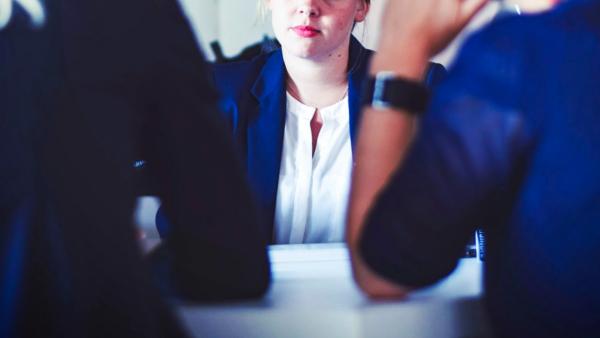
top-left (359, 23), bottom-right (534, 287)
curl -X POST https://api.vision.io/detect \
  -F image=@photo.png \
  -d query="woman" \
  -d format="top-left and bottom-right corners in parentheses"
top-left (158, 0), bottom-right (446, 244)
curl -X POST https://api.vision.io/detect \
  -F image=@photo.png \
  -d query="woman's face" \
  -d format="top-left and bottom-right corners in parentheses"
top-left (266, 0), bottom-right (369, 60)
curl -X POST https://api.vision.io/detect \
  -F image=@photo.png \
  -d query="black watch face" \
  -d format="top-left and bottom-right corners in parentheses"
top-left (370, 75), bottom-right (429, 113)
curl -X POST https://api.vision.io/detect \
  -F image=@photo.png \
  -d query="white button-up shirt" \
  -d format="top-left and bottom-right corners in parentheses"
top-left (274, 93), bottom-right (353, 244)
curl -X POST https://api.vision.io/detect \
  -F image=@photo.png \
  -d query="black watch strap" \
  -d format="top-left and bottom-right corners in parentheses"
top-left (361, 72), bottom-right (430, 114)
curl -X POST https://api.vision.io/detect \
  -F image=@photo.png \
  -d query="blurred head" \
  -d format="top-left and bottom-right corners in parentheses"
top-left (263, 0), bottom-right (370, 60)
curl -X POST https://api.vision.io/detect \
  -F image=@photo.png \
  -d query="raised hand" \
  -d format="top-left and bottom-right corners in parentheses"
top-left (378, 0), bottom-right (489, 60)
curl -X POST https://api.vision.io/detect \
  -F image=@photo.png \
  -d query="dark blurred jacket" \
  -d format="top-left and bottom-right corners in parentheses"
top-left (359, 1), bottom-right (600, 337)
top-left (0, 1), bottom-right (269, 338)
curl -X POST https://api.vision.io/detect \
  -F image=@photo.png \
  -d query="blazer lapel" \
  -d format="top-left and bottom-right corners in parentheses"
top-left (248, 51), bottom-right (287, 239)
top-left (347, 37), bottom-right (371, 152)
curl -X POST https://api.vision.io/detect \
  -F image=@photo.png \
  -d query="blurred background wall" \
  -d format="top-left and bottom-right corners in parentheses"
top-left (177, 0), bottom-right (556, 65)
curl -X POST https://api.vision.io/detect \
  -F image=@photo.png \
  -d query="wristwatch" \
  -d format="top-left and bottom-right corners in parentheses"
top-left (362, 71), bottom-right (430, 114)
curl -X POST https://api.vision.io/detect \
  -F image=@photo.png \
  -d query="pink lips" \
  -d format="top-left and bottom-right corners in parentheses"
top-left (292, 25), bottom-right (320, 38)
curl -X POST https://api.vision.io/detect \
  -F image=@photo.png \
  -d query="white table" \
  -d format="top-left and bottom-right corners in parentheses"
top-left (178, 244), bottom-right (492, 338)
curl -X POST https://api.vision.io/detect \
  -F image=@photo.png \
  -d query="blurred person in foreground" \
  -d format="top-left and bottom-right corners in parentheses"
top-left (0, 1), bottom-right (269, 338)
top-left (347, 0), bottom-right (600, 337)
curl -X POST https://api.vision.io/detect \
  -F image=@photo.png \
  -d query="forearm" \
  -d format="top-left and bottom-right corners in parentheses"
top-left (346, 109), bottom-right (417, 248)
top-left (347, 54), bottom-right (429, 298)
top-left (347, 48), bottom-right (429, 236)
top-left (346, 0), bottom-right (488, 298)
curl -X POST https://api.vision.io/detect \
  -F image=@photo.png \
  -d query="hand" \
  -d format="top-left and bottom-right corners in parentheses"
top-left (378, 0), bottom-right (489, 59)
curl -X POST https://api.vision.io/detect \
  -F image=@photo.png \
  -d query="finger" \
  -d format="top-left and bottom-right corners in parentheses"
top-left (459, 0), bottom-right (489, 26)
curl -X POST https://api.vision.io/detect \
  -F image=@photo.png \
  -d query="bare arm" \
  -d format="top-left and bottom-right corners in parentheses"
top-left (347, 0), bottom-right (488, 298)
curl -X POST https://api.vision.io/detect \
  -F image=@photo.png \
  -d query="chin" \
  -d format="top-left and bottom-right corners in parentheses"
top-left (294, 50), bottom-right (318, 59)
top-left (284, 41), bottom-right (323, 59)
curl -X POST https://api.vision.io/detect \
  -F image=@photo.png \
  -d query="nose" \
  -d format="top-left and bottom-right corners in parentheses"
top-left (297, 1), bottom-right (320, 17)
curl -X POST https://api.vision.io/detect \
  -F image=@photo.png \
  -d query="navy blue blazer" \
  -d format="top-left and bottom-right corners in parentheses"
top-left (213, 37), bottom-right (447, 242)
top-left (157, 37), bottom-right (446, 242)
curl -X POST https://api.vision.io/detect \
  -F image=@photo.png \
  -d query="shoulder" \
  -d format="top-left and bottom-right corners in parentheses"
top-left (482, 0), bottom-right (599, 41)
top-left (211, 57), bottom-right (265, 83)
top-left (210, 50), bottom-right (285, 127)
top-left (458, 1), bottom-right (597, 70)
top-left (211, 51), bottom-right (276, 98)
top-left (349, 37), bottom-right (444, 88)
top-left (348, 36), bottom-right (375, 76)
top-left (443, 2), bottom-right (596, 103)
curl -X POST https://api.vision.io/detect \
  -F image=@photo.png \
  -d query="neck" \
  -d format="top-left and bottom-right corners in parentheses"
top-left (283, 40), bottom-right (351, 109)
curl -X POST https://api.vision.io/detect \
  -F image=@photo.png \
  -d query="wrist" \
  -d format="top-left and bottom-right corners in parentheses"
top-left (370, 42), bottom-right (430, 81)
